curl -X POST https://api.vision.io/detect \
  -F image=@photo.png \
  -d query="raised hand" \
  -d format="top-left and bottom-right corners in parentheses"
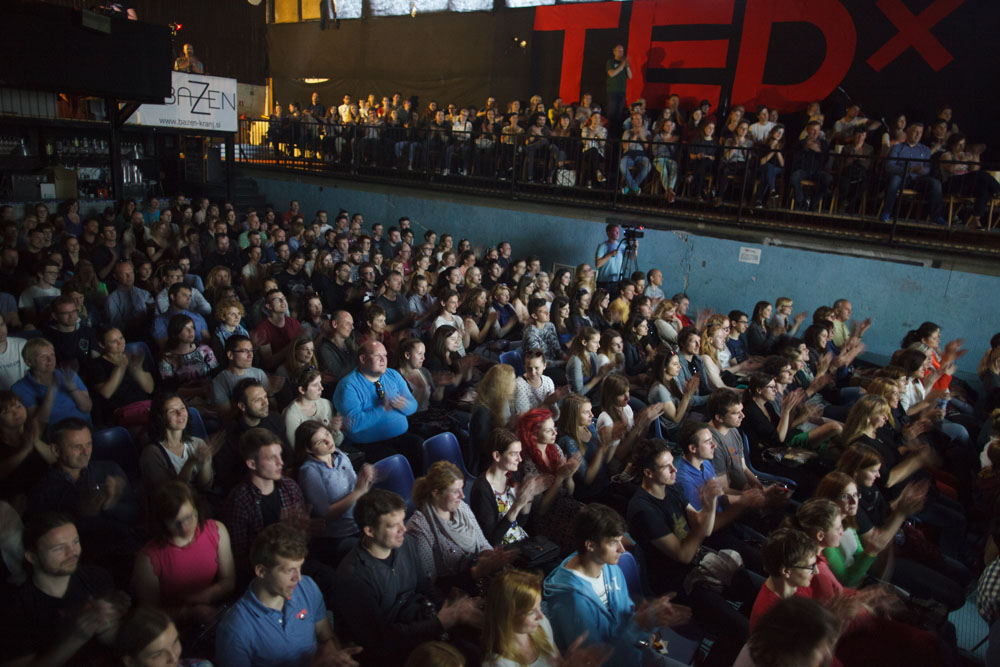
top-left (520, 474), bottom-right (553, 499)
top-left (639, 592), bottom-right (694, 629)
top-left (355, 463), bottom-right (375, 493)
top-left (699, 477), bottom-right (723, 508)
top-left (558, 453), bottom-right (583, 480)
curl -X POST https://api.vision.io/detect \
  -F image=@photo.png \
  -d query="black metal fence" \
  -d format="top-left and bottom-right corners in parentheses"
top-left (233, 118), bottom-right (1000, 241)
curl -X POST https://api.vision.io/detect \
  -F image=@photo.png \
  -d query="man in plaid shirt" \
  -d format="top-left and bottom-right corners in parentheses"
top-left (222, 427), bottom-right (309, 581)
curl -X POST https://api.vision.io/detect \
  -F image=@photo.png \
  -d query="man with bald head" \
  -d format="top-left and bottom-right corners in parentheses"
top-left (332, 341), bottom-right (420, 465)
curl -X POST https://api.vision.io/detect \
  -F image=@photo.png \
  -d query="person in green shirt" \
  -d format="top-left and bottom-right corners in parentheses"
top-left (605, 44), bottom-right (632, 127)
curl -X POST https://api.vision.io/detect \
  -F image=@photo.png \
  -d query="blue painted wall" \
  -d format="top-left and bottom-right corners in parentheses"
top-left (255, 175), bottom-right (999, 377)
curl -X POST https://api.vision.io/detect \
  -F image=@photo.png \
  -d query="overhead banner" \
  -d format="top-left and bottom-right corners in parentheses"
top-left (128, 71), bottom-right (238, 133)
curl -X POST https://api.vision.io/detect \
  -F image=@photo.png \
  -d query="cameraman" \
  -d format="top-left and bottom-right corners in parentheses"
top-left (595, 224), bottom-right (637, 297)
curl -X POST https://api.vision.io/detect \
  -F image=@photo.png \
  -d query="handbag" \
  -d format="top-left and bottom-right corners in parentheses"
top-left (515, 535), bottom-right (560, 570)
top-left (556, 169), bottom-right (577, 186)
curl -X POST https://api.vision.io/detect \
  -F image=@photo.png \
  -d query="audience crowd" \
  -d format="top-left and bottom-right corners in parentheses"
top-left (1, 191), bottom-right (999, 667)
top-left (263, 91), bottom-right (999, 229)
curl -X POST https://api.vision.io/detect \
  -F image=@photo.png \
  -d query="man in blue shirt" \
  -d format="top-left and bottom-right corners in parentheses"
top-left (882, 122), bottom-right (943, 223)
top-left (12, 338), bottom-right (93, 425)
top-left (594, 224), bottom-right (627, 294)
top-left (152, 282), bottom-right (210, 347)
top-left (674, 422), bottom-right (765, 574)
top-left (333, 341), bottom-right (420, 466)
top-left (216, 523), bottom-right (361, 667)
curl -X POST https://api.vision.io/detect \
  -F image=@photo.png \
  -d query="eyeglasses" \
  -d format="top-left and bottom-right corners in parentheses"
top-left (790, 562), bottom-right (819, 573)
top-left (838, 492), bottom-right (859, 502)
top-left (374, 380), bottom-right (385, 400)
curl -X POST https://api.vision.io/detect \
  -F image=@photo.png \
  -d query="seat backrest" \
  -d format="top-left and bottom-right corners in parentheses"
top-left (742, 431), bottom-right (797, 488)
top-left (125, 341), bottom-right (154, 370)
top-left (92, 426), bottom-right (139, 481)
top-left (618, 551), bottom-right (642, 602)
top-left (372, 454), bottom-right (416, 501)
top-left (499, 349), bottom-right (524, 376)
top-left (422, 432), bottom-right (470, 478)
top-left (188, 407), bottom-right (208, 440)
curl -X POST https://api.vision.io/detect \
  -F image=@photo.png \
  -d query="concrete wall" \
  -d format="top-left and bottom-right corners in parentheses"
top-left (254, 174), bottom-right (999, 377)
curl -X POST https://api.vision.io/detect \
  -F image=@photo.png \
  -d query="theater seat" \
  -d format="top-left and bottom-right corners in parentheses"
top-left (422, 432), bottom-right (475, 499)
top-left (499, 348), bottom-right (524, 376)
top-left (372, 454), bottom-right (416, 516)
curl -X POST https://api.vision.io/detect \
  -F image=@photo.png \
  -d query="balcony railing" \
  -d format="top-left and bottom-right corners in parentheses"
top-left (231, 118), bottom-right (1000, 254)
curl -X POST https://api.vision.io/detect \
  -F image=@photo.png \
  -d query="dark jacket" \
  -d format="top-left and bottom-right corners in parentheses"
top-left (334, 536), bottom-right (445, 665)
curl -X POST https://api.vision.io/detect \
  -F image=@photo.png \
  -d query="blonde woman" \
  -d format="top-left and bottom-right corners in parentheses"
top-left (482, 568), bottom-right (603, 667)
top-left (652, 299), bottom-right (683, 346)
top-left (699, 323), bottom-right (729, 390)
top-left (469, 364), bottom-right (517, 474)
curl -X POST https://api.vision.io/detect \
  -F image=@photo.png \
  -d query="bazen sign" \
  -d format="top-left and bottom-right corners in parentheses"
top-left (128, 71), bottom-right (238, 133)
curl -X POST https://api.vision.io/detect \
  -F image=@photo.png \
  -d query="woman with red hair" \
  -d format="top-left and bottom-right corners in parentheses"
top-left (516, 407), bottom-right (583, 551)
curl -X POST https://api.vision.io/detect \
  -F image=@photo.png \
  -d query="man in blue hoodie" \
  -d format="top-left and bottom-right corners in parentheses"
top-left (543, 503), bottom-right (692, 666)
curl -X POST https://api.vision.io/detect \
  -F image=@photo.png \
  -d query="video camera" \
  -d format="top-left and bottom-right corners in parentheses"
top-left (623, 226), bottom-right (645, 240)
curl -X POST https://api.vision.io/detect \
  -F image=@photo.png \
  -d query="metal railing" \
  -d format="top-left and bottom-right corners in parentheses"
top-left (232, 118), bottom-right (1000, 245)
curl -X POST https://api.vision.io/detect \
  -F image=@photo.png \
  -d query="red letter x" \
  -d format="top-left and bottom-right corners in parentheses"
top-left (867, 0), bottom-right (964, 72)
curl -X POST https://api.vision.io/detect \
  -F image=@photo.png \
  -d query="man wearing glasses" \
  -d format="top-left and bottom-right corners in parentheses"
top-left (19, 260), bottom-right (62, 327)
top-left (253, 289), bottom-right (303, 371)
top-left (45, 295), bottom-right (99, 372)
top-left (333, 341), bottom-right (419, 467)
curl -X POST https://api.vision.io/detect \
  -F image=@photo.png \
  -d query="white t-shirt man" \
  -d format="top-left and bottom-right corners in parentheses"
top-left (0, 337), bottom-right (27, 390)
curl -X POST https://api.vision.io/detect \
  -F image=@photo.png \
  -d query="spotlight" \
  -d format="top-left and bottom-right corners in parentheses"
top-left (511, 36), bottom-right (526, 49)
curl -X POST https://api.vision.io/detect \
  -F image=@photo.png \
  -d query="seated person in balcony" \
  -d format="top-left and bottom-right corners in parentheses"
top-left (687, 117), bottom-right (719, 202)
top-left (523, 113), bottom-right (553, 182)
top-left (719, 119), bottom-right (754, 203)
top-left (500, 113), bottom-right (524, 177)
top-left (424, 109), bottom-right (451, 172)
top-left (939, 132), bottom-right (1000, 230)
top-left (332, 340), bottom-right (420, 465)
top-left (579, 110), bottom-right (608, 187)
top-left (651, 119), bottom-right (679, 202)
top-left (153, 283), bottom-right (210, 348)
top-left (446, 107), bottom-right (475, 176)
top-left (13, 338), bottom-right (93, 426)
top-left (831, 103), bottom-right (881, 146)
top-left (882, 122), bottom-right (943, 223)
top-left (748, 105), bottom-right (774, 145)
top-left (790, 121), bottom-right (833, 211)
top-left (837, 127), bottom-right (875, 214)
top-left (620, 104), bottom-right (651, 195)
